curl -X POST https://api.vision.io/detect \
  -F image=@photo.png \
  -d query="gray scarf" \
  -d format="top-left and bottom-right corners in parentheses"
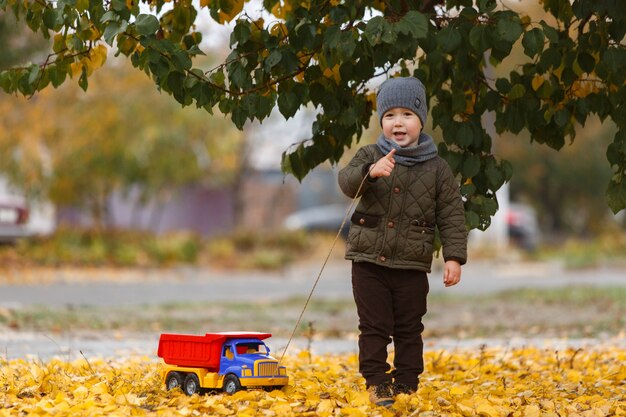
top-left (376, 133), bottom-right (438, 166)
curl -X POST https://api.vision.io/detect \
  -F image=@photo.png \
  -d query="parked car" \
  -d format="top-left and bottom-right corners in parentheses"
top-left (285, 202), bottom-right (540, 251)
top-left (283, 204), bottom-right (353, 239)
top-left (0, 196), bottom-right (30, 243)
top-left (506, 202), bottom-right (540, 251)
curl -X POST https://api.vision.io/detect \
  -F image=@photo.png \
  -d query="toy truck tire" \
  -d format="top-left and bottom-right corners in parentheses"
top-left (183, 373), bottom-right (201, 396)
top-left (165, 372), bottom-right (183, 391)
top-left (223, 374), bottom-right (241, 395)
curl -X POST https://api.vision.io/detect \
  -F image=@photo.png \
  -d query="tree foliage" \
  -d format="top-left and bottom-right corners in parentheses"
top-left (499, 120), bottom-right (617, 235)
top-left (0, 59), bottom-right (243, 229)
top-left (0, 12), bottom-right (50, 68)
top-left (1, 0), bottom-right (625, 230)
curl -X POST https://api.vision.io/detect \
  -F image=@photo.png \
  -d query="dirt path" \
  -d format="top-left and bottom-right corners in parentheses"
top-left (1, 260), bottom-right (625, 307)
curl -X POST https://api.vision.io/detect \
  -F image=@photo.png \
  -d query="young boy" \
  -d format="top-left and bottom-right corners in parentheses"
top-left (338, 76), bottom-right (467, 407)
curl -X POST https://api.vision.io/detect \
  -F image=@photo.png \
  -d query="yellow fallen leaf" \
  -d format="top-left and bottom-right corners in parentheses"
top-left (450, 384), bottom-right (472, 395)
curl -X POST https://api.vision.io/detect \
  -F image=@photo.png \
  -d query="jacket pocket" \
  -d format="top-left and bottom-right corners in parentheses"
top-left (401, 219), bottom-right (435, 261)
top-left (347, 212), bottom-right (381, 254)
top-left (350, 211), bottom-right (381, 228)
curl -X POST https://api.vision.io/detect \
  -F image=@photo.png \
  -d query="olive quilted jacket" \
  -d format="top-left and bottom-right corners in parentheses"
top-left (338, 144), bottom-right (467, 272)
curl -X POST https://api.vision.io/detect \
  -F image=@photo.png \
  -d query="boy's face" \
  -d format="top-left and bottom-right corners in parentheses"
top-left (381, 107), bottom-right (422, 148)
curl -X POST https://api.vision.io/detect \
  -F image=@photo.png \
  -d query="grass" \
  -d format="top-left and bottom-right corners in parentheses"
top-left (534, 232), bottom-right (626, 269)
top-left (1, 287), bottom-right (624, 340)
top-left (0, 227), bottom-right (318, 270)
top-left (2, 227), bottom-right (626, 271)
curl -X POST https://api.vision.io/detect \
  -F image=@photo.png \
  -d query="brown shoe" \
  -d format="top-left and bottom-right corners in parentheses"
top-left (393, 383), bottom-right (416, 396)
top-left (367, 382), bottom-right (394, 407)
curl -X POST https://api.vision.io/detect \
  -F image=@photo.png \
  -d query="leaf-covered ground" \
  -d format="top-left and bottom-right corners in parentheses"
top-left (2, 347), bottom-right (625, 417)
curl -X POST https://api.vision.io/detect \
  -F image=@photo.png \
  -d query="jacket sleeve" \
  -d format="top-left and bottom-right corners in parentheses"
top-left (338, 147), bottom-right (378, 198)
top-left (435, 160), bottom-right (468, 265)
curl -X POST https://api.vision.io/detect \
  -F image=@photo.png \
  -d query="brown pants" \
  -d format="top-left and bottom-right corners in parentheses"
top-left (351, 261), bottom-right (429, 390)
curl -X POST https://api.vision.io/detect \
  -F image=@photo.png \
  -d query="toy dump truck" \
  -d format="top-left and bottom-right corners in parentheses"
top-left (157, 332), bottom-right (288, 395)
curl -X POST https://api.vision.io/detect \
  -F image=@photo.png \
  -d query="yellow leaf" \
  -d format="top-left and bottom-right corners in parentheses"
top-left (475, 400), bottom-right (499, 417)
top-left (232, 390), bottom-right (259, 401)
top-left (70, 61), bottom-right (83, 78)
top-left (456, 399), bottom-right (475, 416)
top-left (531, 75), bottom-right (544, 91)
top-left (218, 0), bottom-right (244, 23)
top-left (72, 385), bottom-right (89, 399)
top-left (341, 407), bottom-right (368, 417)
top-left (449, 384), bottom-right (472, 395)
top-left (317, 399), bottom-right (335, 415)
top-left (523, 404), bottom-right (541, 417)
top-left (88, 44), bottom-right (108, 72)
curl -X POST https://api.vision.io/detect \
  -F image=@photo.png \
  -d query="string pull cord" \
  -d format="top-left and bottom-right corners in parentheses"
top-left (277, 162), bottom-right (377, 367)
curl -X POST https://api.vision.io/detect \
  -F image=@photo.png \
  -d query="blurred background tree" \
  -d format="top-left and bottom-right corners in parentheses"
top-left (499, 119), bottom-right (621, 238)
top-left (0, 57), bottom-right (244, 230)
top-left (0, 13), bottom-right (50, 68)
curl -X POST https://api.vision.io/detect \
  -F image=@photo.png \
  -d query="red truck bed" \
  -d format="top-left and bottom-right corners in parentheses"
top-left (157, 332), bottom-right (272, 369)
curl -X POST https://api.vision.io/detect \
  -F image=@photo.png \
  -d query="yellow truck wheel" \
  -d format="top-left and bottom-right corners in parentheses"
top-left (165, 372), bottom-right (183, 391)
top-left (183, 374), bottom-right (200, 395)
top-left (223, 374), bottom-right (241, 395)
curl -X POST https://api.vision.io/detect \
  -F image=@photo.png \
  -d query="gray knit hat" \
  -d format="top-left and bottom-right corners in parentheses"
top-left (376, 77), bottom-right (428, 126)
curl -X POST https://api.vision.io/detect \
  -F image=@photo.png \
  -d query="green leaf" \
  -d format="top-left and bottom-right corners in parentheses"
top-left (171, 50), bottom-right (192, 71)
top-left (460, 182), bottom-right (476, 196)
top-left (78, 66), bottom-right (88, 91)
top-left (496, 16), bottom-right (523, 43)
top-left (0, 71), bottom-right (11, 93)
top-left (601, 48), bottom-right (624, 74)
top-left (522, 28), bottom-right (545, 58)
top-left (257, 94), bottom-right (273, 120)
top-left (469, 24), bottom-right (491, 54)
top-left (27, 64), bottom-right (41, 85)
top-left (539, 20), bottom-right (559, 44)
top-left (135, 14), bottom-right (160, 36)
top-left (228, 61), bottom-right (249, 89)
top-left (288, 147), bottom-right (306, 180)
top-left (208, 71), bottom-right (225, 90)
top-left (167, 71), bottom-right (185, 103)
top-left (364, 16), bottom-right (385, 46)
top-left (508, 84), bottom-right (526, 100)
top-left (100, 10), bottom-right (118, 23)
top-left (456, 124), bottom-right (474, 148)
top-left (437, 26), bottom-right (462, 53)
top-left (231, 105), bottom-right (247, 129)
top-left (241, 93), bottom-right (259, 118)
top-left (103, 21), bottom-right (128, 45)
top-left (324, 24), bottom-right (341, 48)
top-left (265, 49), bottom-right (282, 70)
top-left (231, 21), bottom-right (251, 46)
top-left (76, 0), bottom-right (89, 12)
top-left (465, 210), bottom-right (480, 229)
top-left (190, 81), bottom-right (212, 107)
top-left (477, 0), bottom-right (497, 12)
top-left (485, 159), bottom-right (504, 188)
top-left (278, 90), bottom-right (299, 119)
top-left (462, 154), bottom-right (481, 178)
top-left (42, 8), bottom-right (58, 30)
top-left (577, 52), bottom-right (595, 73)
top-left (607, 175), bottom-right (626, 213)
top-left (554, 108), bottom-right (570, 127)
top-left (398, 10), bottom-right (428, 39)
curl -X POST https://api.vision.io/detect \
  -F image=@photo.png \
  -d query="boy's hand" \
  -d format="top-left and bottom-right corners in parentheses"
top-left (370, 149), bottom-right (396, 178)
top-left (443, 260), bottom-right (461, 287)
